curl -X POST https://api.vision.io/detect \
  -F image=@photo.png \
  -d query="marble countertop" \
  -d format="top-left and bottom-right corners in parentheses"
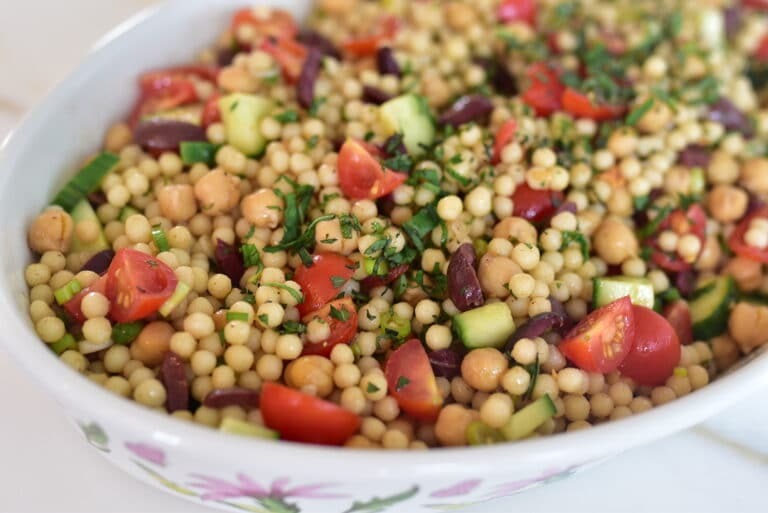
top-left (0, 1), bottom-right (766, 512)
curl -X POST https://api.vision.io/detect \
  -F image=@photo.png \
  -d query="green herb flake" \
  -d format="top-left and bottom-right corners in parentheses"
top-left (330, 275), bottom-right (347, 288)
top-left (396, 375), bottom-right (410, 391)
top-left (330, 304), bottom-right (351, 322)
top-left (273, 110), bottom-right (299, 123)
top-left (262, 282), bottom-right (304, 305)
top-left (561, 231), bottom-right (590, 260)
top-left (626, 98), bottom-right (655, 126)
top-left (366, 382), bottom-right (380, 394)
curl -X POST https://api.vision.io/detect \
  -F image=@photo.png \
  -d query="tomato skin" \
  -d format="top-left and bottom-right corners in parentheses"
top-left (744, 0), bottom-right (768, 11)
top-left (756, 33), bottom-right (768, 63)
top-left (512, 183), bottom-right (564, 222)
top-left (337, 140), bottom-right (408, 200)
top-left (384, 339), bottom-right (444, 422)
top-left (129, 78), bottom-right (198, 127)
top-left (497, 0), bottom-right (537, 25)
top-left (561, 88), bottom-right (625, 121)
top-left (728, 206), bottom-right (768, 264)
top-left (619, 305), bottom-right (681, 386)
top-left (63, 275), bottom-right (109, 324)
top-left (201, 93), bottom-right (222, 127)
top-left (559, 296), bottom-right (635, 373)
top-left (650, 204), bottom-right (707, 272)
top-left (231, 8), bottom-right (298, 40)
top-left (342, 16), bottom-right (400, 57)
top-left (260, 382), bottom-right (361, 445)
top-left (139, 66), bottom-right (219, 93)
top-left (106, 249), bottom-right (178, 323)
top-left (522, 64), bottom-right (564, 117)
top-left (294, 254), bottom-right (355, 317)
top-left (301, 298), bottom-right (358, 357)
top-left (664, 301), bottom-right (693, 346)
top-left (260, 37), bottom-right (307, 84)
top-left (492, 119), bottom-right (517, 165)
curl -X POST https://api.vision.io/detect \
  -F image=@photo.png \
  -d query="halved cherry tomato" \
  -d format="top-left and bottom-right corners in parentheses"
top-left (63, 275), bottom-right (108, 324)
top-left (260, 382), bottom-right (361, 445)
top-left (384, 339), bottom-right (443, 422)
top-left (664, 300), bottom-right (693, 346)
top-left (201, 92), bottom-right (222, 127)
top-left (106, 249), bottom-right (178, 323)
top-left (561, 88), bottom-right (626, 121)
top-left (231, 7), bottom-right (298, 40)
top-left (139, 66), bottom-right (219, 93)
top-left (728, 206), bottom-right (768, 264)
top-left (512, 183), bottom-right (564, 222)
top-left (619, 305), bottom-right (681, 386)
top-left (260, 36), bottom-right (307, 83)
top-left (492, 119), bottom-right (518, 164)
top-left (559, 296), bottom-right (635, 373)
top-left (301, 298), bottom-right (358, 357)
top-left (649, 204), bottom-right (707, 272)
top-left (497, 0), bottom-right (537, 25)
top-left (342, 16), bottom-right (400, 57)
top-left (337, 140), bottom-right (408, 200)
top-left (129, 78), bottom-right (198, 127)
top-left (756, 33), bottom-right (768, 63)
top-left (744, 0), bottom-right (768, 11)
top-left (294, 254), bottom-right (355, 317)
top-left (522, 63), bottom-right (564, 117)
top-left (360, 263), bottom-right (409, 291)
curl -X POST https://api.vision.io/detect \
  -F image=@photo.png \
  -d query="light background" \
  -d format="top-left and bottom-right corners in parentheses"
top-left (0, 1), bottom-right (766, 512)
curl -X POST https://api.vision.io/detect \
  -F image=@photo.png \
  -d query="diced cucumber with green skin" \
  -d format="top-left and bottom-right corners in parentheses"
top-left (219, 417), bottom-right (279, 439)
top-left (500, 394), bottom-right (556, 441)
top-left (70, 200), bottom-right (109, 253)
top-left (141, 104), bottom-right (204, 125)
top-left (379, 94), bottom-right (435, 156)
top-left (219, 94), bottom-right (275, 156)
top-left (453, 302), bottom-right (516, 349)
top-left (690, 276), bottom-right (734, 340)
top-left (593, 277), bottom-right (655, 309)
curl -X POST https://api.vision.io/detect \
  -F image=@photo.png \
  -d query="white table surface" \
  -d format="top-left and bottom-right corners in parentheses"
top-left (0, 1), bottom-right (766, 512)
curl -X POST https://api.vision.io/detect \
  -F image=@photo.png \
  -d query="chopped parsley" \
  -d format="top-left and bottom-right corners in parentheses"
top-left (262, 282), bottom-right (304, 305)
top-left (366, 382), bottom-right (380, 394)
top-left (330, 275), bottom-right (347, 288)
top-left (560, 231), bottom-right (590, 260)
top-left (280, 321), bottom-right (307, 335)
top-left (330, 304), bottom-right (351, 322)
top-left (395, 375), bottom-right (410, 391)
top-left (273, 110), bottom-right (299, 123)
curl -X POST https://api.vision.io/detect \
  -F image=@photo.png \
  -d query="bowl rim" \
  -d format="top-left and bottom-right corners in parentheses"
top-left (1, 0), bottom-right (768, 476)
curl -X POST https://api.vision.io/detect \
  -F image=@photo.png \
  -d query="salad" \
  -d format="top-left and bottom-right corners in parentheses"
top-left (23, 0), bottom-right (768, 449)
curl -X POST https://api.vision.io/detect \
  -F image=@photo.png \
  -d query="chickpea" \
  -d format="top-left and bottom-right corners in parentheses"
top-left (444, 1), bottom-right (477, 30)
top-left (636, 101), bottom-right (672, 133)
top-left (27, 210), bottom-right (73, 253)
top-left (285, 355), bottom-right (335, 397)
top-left (493, 217), bottom-right (537, 245)
top-left (104, 123), bottom-right (133, 153)
top-left (130, 321), bottom-right (175, 367)
top-left (477, 254), bottom-right (521, 299)
top-left (695, 236), bottom-right (722, 271)
top-left (707, 185), bottom-right (748, 223)
top-left (592, 218), bottom-right (638, 264)
top-left (158, 184), bottom-right (197, 222)
top-left (723, 256), bottom-right (763, 292)
top-left (319, 0), bottom-right (357, 14)
top-left (218, 65), bottom-right (259, 93)
top-left (740, 157), bottom-right (768, 195)
top-left (729, 302), bottom-right (768, 354)
top-left (194, 168), bottom-right (241, 215)
top-left (434, 404), bottom-right (479, 446)
top-left (712, 335), bottom-right (740, 371)
top-left (461, 348), bottom-right (509, 392)
top-left (241, 189), bottom-right (284, 229)
top-left (707, 151), bottom-right (740, 185)
top-left (663, 166), bottom-right (691, 196)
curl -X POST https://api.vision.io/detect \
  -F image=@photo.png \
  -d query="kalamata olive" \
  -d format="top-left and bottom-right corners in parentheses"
top-left (554, 201), bottom-right (578, 216)
top-left (217, 47), bottom-right (237, 66)
top-left (87, 191), bottom-right (107, 208)
top-left (724, 6), bottom-right (742, 39)
top-left (377, 193), bottom-right (396, 217)
top-left (81, 250), bottom-right (115, 275)
top-left (214, 239), bottom-right (245, 284)
top-left (428, 348), bottom-right (464, 379)
top-left (675, 270), bottom-right (696, 298)
top-left (503, 311), bottom-right (569, 354)
top-left (376, 47), bottom-right (400, 77)
top-left (473, 57), bottom-right (518, 96)
top-left (708, 97), bottom-right (754, 137)
top-left (447, 243), bottom-right (484, 312)
top-left (439, 95), bottom-right (494, 127)
top-left (381, 134), bottom-right (408, 157)
top-left (678, 145), bottom-right (711, 168)
top-left (203, 387), bottom-right (260, 409)
top-left (160, 351), bottom-right (189, 413)
top-left (297, 30), bottom-right (341, 60)
top-left (134, 119), bottom-right (207, 154)
top-left (297, 47), bottom-right (323, 109)
top-left (362, 85), bottom-right (393, 105)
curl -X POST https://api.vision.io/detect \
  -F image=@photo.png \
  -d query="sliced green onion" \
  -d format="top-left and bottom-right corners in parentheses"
top-left (112, 322), bottom-right (144, 345)
top-left (226, 311), bottom-right (250, 322)
top-left (54, 279), bottom-right (82, 305)
top-left (673, 367), bottom-right (688, 378)
top-left (180, 141), bottom-right (220, 166)
top-left (262, 282), bottom-right (304, 305)
top-left (50, 334), bottom-right (77, 355)
top-left (159, 282), bottom-right (192, 317)
top-left (219, 417), bottom-right (279, 439)
top-left (363, 256), bottom-right (389, 277)
top-left (151, 225), bottom-right (170, 252)
top-left (52, 152), bottom-right (120, 211)
top-left (466, 420), bottom-right (504, 446)
top-left (402, 203), bottom-right (439, 252)
top-left (380, 310), bottom-right (411, 340)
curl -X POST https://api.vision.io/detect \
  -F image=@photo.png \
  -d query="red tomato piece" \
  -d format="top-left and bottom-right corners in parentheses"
top-left (744, 0), bottom-right (768, 10)
top-left (129, 78), bottom-right (198, 127)
top-left (360, 263), bottom-right (409, 291)
top-left (301, 298), bottom-right (358, 357)
top-left (260, 382), bottom-right (361, 445)
top-left (384, 339), bottom-right (444, 422)
top-left (663, 300), bottom-right (693, 346)
top-left (559, 296), bottom-right (635, 373)
top-left (511, 183), bottom-right (564, 222)
top-left (619, 305), bottom-right (681, 386)
top-left (139, 66), bottom-right (219, 94)
top-left (342, 16), bottom-right (400, 57)
top-left (757, 33), bottom-right (768, 63)
top-left (650, 204), bottom-right (707, 272)
top-left (294, 254), bottom-right (355, 317)
top-left (231, 7), bottom-right (298, 40)
top-left (201, 93), bottom-right (222, 127)
top-left (260, 36), bottom-right (307, 83)
top-left (492, 119), bottom-right (518, 164)
top-left (561, 88), bottom-right (626, 121)
top-left (728, 206), bottom-right (768, 264)
top-left (497, 0), bottom-right (537, 25)
top-left (337, 140), bottom-right (408, 200)
top-left (522, 63), bottom-right (564, 117)
top-left (63, 275), bottom-right (108, 324)
top-left (106, 249), bottom-right (178, 323)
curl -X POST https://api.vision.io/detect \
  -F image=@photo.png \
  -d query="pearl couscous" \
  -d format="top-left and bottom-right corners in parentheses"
top-left (24, 0), bottom-right (768, 448)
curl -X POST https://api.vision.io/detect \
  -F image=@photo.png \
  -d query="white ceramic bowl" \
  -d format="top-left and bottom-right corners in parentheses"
top-left (2, 1), bottom-right (768, 512)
